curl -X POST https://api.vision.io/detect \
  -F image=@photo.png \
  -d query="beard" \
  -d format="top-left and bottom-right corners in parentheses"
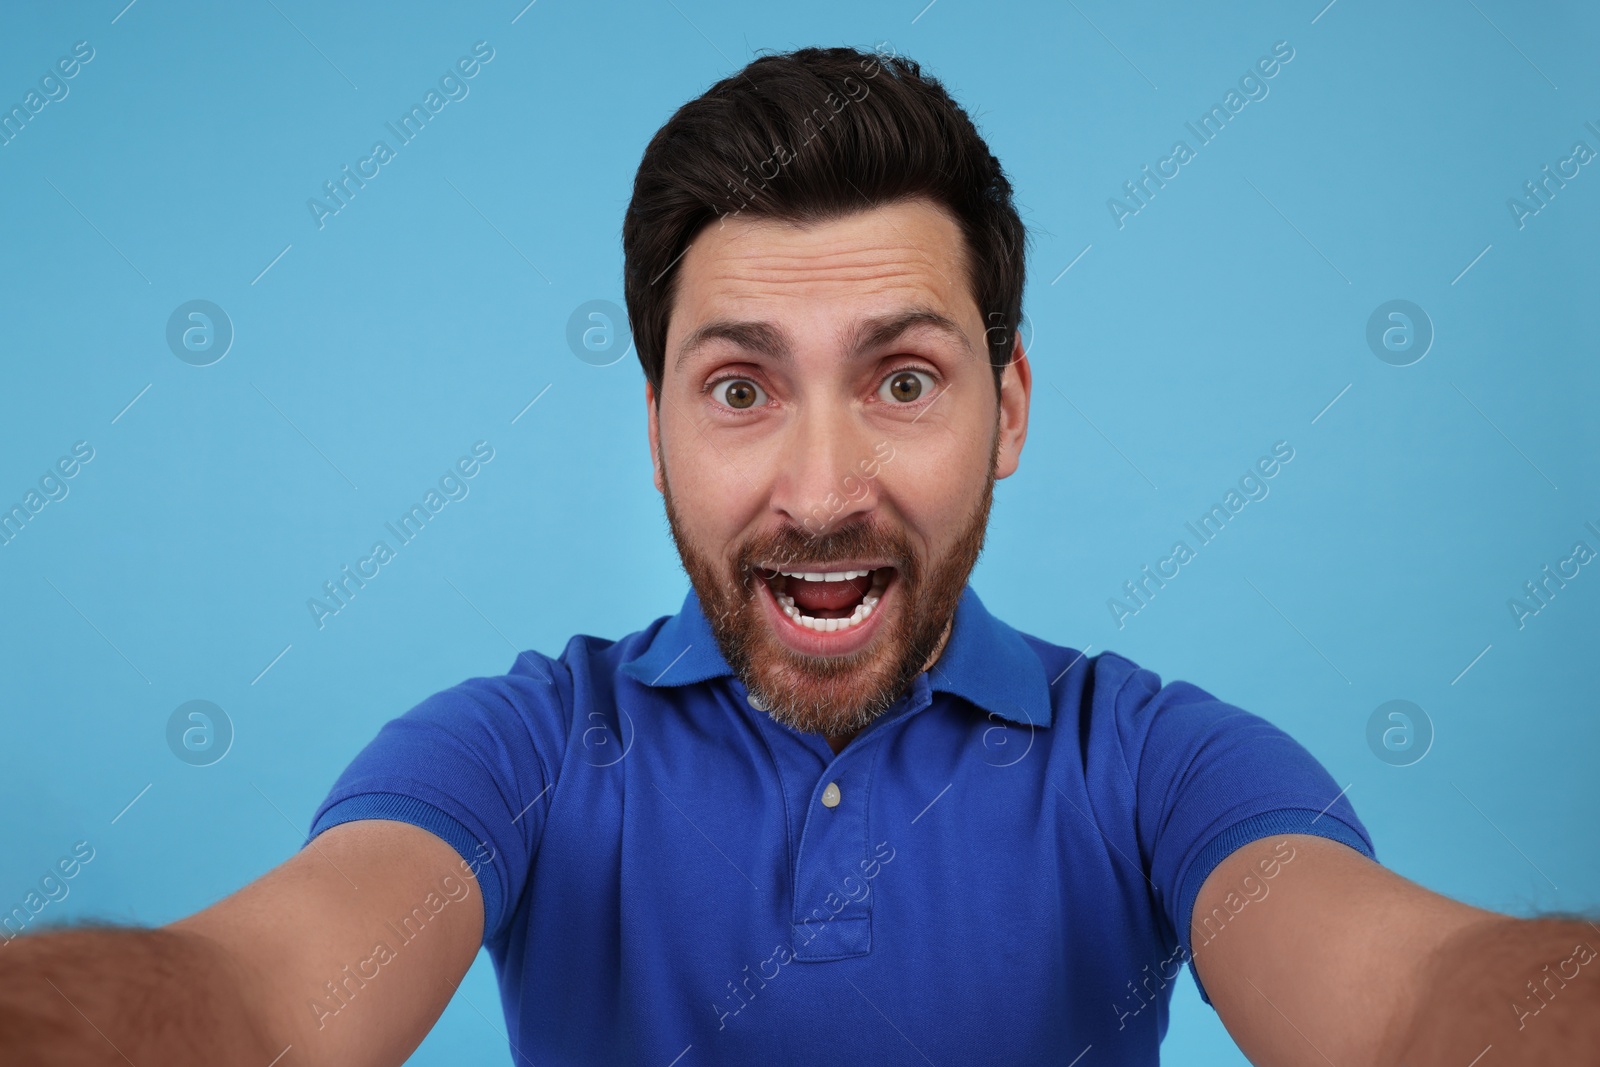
top-left (660, 436), bottom-right (997, 740)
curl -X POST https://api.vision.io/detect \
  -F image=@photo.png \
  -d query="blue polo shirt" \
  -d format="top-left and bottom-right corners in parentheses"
top-left (309, 585), bottom-right (1374, 1064)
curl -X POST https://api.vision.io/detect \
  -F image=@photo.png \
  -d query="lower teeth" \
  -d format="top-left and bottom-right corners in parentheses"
top-left (775, 572), bottom-right (886, 632)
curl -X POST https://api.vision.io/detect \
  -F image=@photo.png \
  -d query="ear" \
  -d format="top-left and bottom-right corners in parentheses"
top-left (646, 380), bottom-right (665, 494)
top-left (995, 337), bottom-right (1031, 479)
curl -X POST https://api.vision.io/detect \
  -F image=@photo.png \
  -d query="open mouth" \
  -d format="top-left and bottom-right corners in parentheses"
top-left (758, 565), bottom-right (894, 632)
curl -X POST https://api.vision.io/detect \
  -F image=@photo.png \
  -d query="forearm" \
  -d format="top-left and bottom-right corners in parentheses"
top-left (0, 925), bottom-right (276, 1065)
top-left (1379, 915), bottom-right (1600, 1064)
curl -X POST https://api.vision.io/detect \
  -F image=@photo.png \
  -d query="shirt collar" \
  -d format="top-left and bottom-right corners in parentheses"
top-left (619, 584), bottom-right (1053, 729)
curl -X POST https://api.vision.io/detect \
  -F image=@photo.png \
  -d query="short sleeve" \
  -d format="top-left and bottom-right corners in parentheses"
top-left (1109, 658), bottom-right (1376, 1006)
top-left (306, 651), bottom-right (571, 944)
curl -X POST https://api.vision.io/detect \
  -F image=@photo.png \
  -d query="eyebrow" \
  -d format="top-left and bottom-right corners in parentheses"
top-left (673, 306), bottom-right (974, 372)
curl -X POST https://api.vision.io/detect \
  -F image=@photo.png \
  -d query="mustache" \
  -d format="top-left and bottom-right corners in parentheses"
top-left (735, 519), bottom-right (917, 589)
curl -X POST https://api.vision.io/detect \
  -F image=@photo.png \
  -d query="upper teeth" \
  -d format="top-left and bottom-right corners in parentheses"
top-left (778, 568), bottom-right (872, 582)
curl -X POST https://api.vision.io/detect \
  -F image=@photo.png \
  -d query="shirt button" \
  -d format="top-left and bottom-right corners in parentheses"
top-left (821, 782), bottom-right (841, 809)
top-left (747, 691), bottom-right (768, 711)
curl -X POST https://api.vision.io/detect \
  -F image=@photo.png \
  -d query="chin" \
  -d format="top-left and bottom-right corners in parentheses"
top-left (741, 618), bottom-right (909, 737)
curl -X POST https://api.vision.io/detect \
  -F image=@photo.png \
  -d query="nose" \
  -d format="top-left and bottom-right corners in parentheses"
top-left (769, 403), bottom-right (879, 536)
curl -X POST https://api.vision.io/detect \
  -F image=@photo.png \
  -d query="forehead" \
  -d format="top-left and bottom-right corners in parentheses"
top-left (665, 198), bottom-right (977, 356)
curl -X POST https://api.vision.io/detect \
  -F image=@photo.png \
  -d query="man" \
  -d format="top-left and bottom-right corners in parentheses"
top-left (2, 45), bottom-right (1595, 1066)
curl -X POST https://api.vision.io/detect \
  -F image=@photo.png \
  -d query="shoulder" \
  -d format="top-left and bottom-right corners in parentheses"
top-left (368, 610), bottom-right (680, 771)
top-left (1009, 626), bottom-right (1278, 783)
top-left (1010, 626), bottom-right (1188, 731)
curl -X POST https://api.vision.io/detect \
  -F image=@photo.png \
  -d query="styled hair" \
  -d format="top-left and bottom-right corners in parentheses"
top-left (622, 45), bottom-right (1028, 399)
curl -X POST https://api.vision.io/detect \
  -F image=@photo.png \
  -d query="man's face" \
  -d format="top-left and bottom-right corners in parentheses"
top-left (647, 197), bottom-right (1031, 740)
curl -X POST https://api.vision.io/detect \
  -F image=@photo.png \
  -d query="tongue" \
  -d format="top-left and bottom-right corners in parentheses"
top-left (787, 572), bottom-right (873, 616)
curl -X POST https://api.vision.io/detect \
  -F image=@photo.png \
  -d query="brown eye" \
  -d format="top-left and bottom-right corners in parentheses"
top-left (880, 370), bottom-right (932, 404)
top-left (718, 379), bottom-right (766, 409)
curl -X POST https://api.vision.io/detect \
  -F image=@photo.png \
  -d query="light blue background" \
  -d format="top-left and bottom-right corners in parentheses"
top-left (2, 1), bottom-right (1596, 1063)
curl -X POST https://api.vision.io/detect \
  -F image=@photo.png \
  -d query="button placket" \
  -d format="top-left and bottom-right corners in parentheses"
top-left (789, 751), bottom-right (874, 960)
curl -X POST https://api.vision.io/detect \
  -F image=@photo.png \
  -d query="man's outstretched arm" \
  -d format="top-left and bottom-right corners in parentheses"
top-left (1191, 834), bottom-right (1600, 1066)
top-left (0, 819), bottom-right (484, 1066)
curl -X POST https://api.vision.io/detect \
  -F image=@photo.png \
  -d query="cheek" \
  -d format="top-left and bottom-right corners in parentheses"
top-left (674, 465), bottom-right (750, 531)
top-left (884, 403), bottom-right (992, 484)
top-left (899, 393), bottom-right (994, 516)
top-left (874, 435), bottom-right (985, 539)
top-left (661, 420), bottom-right (770, 543)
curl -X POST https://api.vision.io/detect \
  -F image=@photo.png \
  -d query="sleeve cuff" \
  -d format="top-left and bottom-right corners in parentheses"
top-left (1177, 809), bottom-right (1376, 1006)
top-left (308, 792), bottom-right (505, 941)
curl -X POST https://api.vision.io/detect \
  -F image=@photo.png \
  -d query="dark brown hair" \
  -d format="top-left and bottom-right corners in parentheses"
top-left (622, 45), bottom-right (1028, 400)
